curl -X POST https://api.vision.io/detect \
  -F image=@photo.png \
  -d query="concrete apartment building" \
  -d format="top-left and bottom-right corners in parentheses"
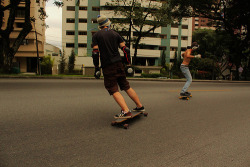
top-left (2, 0), bottom-right (46, 73)
top-left (62, 0), bottom-right (193, 71)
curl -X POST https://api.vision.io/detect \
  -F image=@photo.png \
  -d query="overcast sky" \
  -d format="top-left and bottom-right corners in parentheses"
top-left (45, 1), bottom-right (62, 49)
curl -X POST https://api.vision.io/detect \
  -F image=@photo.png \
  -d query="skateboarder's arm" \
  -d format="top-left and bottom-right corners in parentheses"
top-left (120, 42), bottom-right (131, 65)
top-left (185, 49), bottom-right (201, 58)
top-left (186, 50), bottom-right (196, 58)
top-left (92, 45), bottom-right (99, 67)
top-left (187, 54), bottom-right (201, 58)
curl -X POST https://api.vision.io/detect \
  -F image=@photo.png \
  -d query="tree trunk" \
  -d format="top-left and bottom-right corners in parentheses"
top-left (133, 35), bottom-right (142, 65)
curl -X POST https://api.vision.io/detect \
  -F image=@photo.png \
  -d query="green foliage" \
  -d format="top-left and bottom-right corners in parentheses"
top-left (58, 49), bottom-right (66, 74)
top-left (40, 55), bottom-right (54, 75)
top-left (192, 29), bottom-right (235, 79)
top-left (160, 50), bottom-right (167, 68)
top-left (68, 49), bottom-right (76, 73)
top-left (189, 58), bottom-right (219, 79)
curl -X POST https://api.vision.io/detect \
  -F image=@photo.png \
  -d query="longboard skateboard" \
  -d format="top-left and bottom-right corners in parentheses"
top-left (111, 111), bottom-right (148, 129)
top-left (179, 94), bottom-right (192, 100)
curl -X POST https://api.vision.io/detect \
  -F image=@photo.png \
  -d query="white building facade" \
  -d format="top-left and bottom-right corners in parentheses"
top-left (62, 0), bottom-right (193, 68)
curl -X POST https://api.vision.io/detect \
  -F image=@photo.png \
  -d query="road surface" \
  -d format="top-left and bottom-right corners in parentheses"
top-left (0, 79), bottom-right (250, 167)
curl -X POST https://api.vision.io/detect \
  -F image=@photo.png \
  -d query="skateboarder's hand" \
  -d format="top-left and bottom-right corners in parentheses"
top-left (126, 65), bottom-right (134, 74)
top-left (195, 54), bottom-right (201, 58)
top-left (94, 67), bottom-right (101, 79)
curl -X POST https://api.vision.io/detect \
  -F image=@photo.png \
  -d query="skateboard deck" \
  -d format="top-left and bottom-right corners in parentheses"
top-left (111, 111), bottom-right (148, 129)
top-left (179, 94), bottom-right (192, 100)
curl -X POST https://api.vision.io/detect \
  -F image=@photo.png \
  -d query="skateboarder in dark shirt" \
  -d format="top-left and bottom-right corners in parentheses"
top-left (92, 15), bottom-right (145, 118)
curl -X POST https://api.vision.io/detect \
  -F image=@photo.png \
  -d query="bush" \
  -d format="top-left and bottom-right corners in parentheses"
top-left (11, 67), bottom-right (20, 74)
top-left (40, 56), bottom-right (54, 75)
top-left (141, 73), bottom-right (165, 78)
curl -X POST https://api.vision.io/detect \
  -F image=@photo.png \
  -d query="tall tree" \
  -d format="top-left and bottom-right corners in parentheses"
top-left (193, 29), bottom-right (232, 79)
top-left (68, 49), bottom-right (75, 73)
top-left (0, 0), bottom-right (63, 73)
top-left (58, 48), bottom-right (66, 74)
top-left (106, 0), bottom-right (185, 65)
top-left (172, 0), bottom-right (250, 79)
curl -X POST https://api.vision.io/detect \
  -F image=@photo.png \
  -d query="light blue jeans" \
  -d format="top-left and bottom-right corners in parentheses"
top-left (180, 65), bottom-right (192, 93)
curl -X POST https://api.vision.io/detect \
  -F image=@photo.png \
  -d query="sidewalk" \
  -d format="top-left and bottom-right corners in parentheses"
top-left (1, 75), bottom-right (250, 83)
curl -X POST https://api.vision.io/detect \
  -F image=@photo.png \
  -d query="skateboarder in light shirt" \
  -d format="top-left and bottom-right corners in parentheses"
top-left (92, 15), bottom-right (145, 119)
top-left (180, 42), bottom-right (201, 97)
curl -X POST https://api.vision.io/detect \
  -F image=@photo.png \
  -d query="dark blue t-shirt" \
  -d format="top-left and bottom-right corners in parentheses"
top-left (92, 28), bottom-right (124, 68)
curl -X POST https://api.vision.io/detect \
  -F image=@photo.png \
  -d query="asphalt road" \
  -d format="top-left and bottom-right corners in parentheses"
top-left (0, 79), bottom-right (250, 167)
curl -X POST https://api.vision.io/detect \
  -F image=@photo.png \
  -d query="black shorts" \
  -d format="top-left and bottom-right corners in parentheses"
top-left (102, 62), bottom-right (130, 95)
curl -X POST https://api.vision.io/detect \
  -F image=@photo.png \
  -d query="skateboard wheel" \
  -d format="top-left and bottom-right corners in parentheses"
top-left (187, 98), bottom-right (189, 100)
top-left (111, 121), bottom-right (116, 126)
top-left (143, 112), bottom-right (148, 117)
top-left (123, 124), bottom-right (129, 129)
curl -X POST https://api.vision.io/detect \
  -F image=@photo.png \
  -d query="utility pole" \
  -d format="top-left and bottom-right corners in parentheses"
top-left (34, 20), bottom-right (40, 75)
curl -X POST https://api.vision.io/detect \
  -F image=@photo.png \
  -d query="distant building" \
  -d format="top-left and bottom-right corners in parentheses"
top-left (192, 17), bottom-right (216, 31)
top-left (62, 0), bottom-right (193, 68)
top-left (2, 0), bottom-right (46, 73)
top-left (44, 43), bottom-right (60, 60)
top-left (44, 43), bottom-right (61, 75)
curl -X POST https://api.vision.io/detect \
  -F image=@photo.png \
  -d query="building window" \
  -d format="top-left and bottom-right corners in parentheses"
top-left (15, 8), bottom-right (25, 18)
top-left (21, 39), bottom-right (29, 45)
top-left (92, 7), bottom-right (100, 11)
top-left (133, 44), bottom-right (158, 50)
top-left (171, 35), bottom-right (178, 39)
top-left (66, 43), bottom-right (74, 48)
top-left (67, 6), bottom-right (75, 11)
top-left (79, 6), bottom-right (87, 10)
top-left (16, 23), bottom-right (24, 28)
top-left (79, 31), bottom-right (87, 35)
top-left (159, 34), bottom-right (167, 39)
top-left (133, 32), bottom-right (159, 38)
top-left (159, 46), bottom-right (166, 50)
top-left (182, 25), bottom-right (188, 29)
top-left (170, 47), bottom-right (177, 51)
top-left (171, 24), bottom-right (179, 28)
top-left (78, 43), bottom-right (87, 48)
top-left (66, 18), bottom-right (75, 23)
top-left (181, 36), bottom-right (188, 40)
top-left (101, 6), bottom-right (116, 11)
top-left (79, 19), bottom-right (87, 23)
top-left (66, 31), bottom-right (75, 35)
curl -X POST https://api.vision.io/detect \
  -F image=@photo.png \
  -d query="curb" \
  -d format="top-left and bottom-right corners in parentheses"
top-left (1, 75), bottom-right (250, 83)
